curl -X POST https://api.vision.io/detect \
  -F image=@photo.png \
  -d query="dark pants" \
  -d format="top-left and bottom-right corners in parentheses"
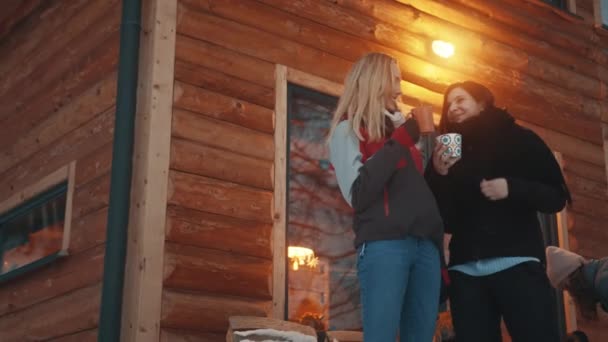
top-left (449, 261), bottom-right (560, 342)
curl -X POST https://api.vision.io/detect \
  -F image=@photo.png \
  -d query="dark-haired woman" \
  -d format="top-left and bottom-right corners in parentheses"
top-left (426, 81), bottom-right (571, 342)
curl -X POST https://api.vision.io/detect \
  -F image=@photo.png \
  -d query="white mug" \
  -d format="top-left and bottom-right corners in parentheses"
top-left (436, 133), bottom-right (462, 158)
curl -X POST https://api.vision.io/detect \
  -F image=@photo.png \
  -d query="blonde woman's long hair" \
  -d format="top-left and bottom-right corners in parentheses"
top-left (328, 53), bottom-right (400, 142)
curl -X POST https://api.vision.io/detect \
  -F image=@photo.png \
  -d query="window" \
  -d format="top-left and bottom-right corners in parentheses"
top-left (599, 0), bottom-right (608, 26)
top-left (543, 0), bottom-right (567, 9)
top-left (285, 84), bottom-right (361, 331)
top-left (0, 164), bottom-right (74, 283)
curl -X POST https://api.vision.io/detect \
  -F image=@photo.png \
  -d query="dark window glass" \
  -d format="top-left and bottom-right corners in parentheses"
top-left (0, 182), bottom-right (67, 275)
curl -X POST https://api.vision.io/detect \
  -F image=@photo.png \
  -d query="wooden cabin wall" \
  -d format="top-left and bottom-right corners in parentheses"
top-left (0, 0), bottom-right (120, 340)
top-left (164, 0), bottom-right (608, 340)
top-left (576, 0), bottom-right (597, 23)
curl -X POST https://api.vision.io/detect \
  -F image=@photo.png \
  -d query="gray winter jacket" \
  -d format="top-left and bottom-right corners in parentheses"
top-left (582, 257), bottom-right (608, 312)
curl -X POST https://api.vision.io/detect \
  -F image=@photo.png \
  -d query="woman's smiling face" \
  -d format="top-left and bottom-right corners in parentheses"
top-left (446, 87), bottom-right (485, 124)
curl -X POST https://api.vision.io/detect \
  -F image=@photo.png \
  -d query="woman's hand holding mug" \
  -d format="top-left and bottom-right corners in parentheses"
top-left (432, 143), bottom-right (461, 175)
top-left (383, 109), bottom-right (407, 128)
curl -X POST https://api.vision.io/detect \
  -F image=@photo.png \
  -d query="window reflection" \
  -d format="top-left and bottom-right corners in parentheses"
top-left (287, 85), bottom-right (361, 331)
top-left (1, 187), bottom-right (66, 274)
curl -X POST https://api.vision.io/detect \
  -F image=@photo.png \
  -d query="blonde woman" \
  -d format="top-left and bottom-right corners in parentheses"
top-left (328, 53), bottom-right (444, 341)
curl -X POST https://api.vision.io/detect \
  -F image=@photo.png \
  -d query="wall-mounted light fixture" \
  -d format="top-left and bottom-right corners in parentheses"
top-left (432, 40), bottom-right (455, 58)
top-left (288, 246), bottom-right (319, 271)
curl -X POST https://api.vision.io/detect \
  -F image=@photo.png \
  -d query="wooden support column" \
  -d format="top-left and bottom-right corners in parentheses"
top-left (603, 123), bottom-right (608, 190)
top-left (272, 65), bottom-right (287, 319)
top-left (120, 0), bottom-right (177, 341)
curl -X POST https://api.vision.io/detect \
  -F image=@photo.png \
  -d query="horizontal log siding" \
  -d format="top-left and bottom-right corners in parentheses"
top-left (0, 0), bottom-right (120, 340)
top-left (166, 0), bottom-right (608, 339)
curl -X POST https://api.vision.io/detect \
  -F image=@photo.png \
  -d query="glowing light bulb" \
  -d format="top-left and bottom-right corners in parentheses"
top-left (432, 40), bottom-right (455, 58)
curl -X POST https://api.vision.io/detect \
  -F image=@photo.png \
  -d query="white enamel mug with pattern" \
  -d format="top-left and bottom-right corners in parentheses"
top-left (436, 133), bottom-right (462, 158)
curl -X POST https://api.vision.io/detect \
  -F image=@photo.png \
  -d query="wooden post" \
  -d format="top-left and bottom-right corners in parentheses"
top-left (120, 0), bottom-right (177, 341)
top-left (60, 161), bottom-right (77, 255)
top-left (272, 65), bottom-right (288, 319)
top-left (554, 152), bottom-right (578, 332)
top-left (603, 123), bottom-right (608, 190)
top-left (592, 0), bottom-right (603, 27)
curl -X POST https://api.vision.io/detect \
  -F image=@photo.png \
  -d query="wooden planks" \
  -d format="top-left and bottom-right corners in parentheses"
top-left (168, 170), bottom-right (273, 224)
top-left (166, 205), bottom-right (272, 259)
top-left (172, 109), bottom-right (274, 161)
top-left (170, 138), bottom-right (273, 190)
top-left (174, 59), bottom-right (274, 109)
top-left (174, 81), bottom-right (274, 134)
top-left (0, 284), bottom-right (101, 342)
top-left (163, 242), bottom-right (272, 299)
top-left (0, 245), bottom-right (104, 317)
top-left (166, 0), bottom-right (608, 337)
top-left (0, 72), bottom-right (117, 174)
top-left (161, 290), bottom-right (271, 332)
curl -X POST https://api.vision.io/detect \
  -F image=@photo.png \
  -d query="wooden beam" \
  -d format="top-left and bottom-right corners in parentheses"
top-left (286, 68), bottom-right (344, 98)
top-left (562, 155), bottom-right (607, 184)
top-left (60, 161), bottom-right (77, 254)
top-left (174, 59), bottom-right (274, 109)
top-left (569, 193), bottom-right (608, 221)
top-left (593, 0), bottom-right (603, 27)
top-left (604, 123), bottom-right (608, 187)
top-left (163, 242), bottom-right (273, 299)
top-left (272, 64), bottom-right (288, 319)
top-left (175, 35), bottom-right (275, 88)
top-left (172, 109), bottom-right (274, 161)
top-left (564, 172), bottom-right (608, 201)
top-left (166, 205), bottom-right (273, 259)
top-left (170, 138), bottom-right (273, 190)
top-left (168, 170), bottom-right (273, 224)
top-left (161, 290), bottom-right (271, 333)
top-left (517, 120), bottom-right (605, 166)
top-left (120, 0), bottom-right (177, 341)
top-left (173, 81), bottom-right (274, 134)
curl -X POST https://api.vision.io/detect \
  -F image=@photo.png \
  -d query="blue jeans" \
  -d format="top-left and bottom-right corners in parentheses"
top-left (357, 238), bottom-right (440, 342)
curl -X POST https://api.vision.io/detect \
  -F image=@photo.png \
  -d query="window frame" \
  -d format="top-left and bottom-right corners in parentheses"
top-left (551, 153), bottom-right (578, 333)
top-left (272, 65), bottom-right (344, 319)
top-left (593, 0), bottom-right (608, 28)
top-left (0, 162), bottom-right (76, 283)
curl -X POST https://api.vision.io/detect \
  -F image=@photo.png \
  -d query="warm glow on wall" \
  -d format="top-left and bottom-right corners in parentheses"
top-left (432, 40), bottom-right (455, 58)
top-left (288, 246), bottom-right (319, 271)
